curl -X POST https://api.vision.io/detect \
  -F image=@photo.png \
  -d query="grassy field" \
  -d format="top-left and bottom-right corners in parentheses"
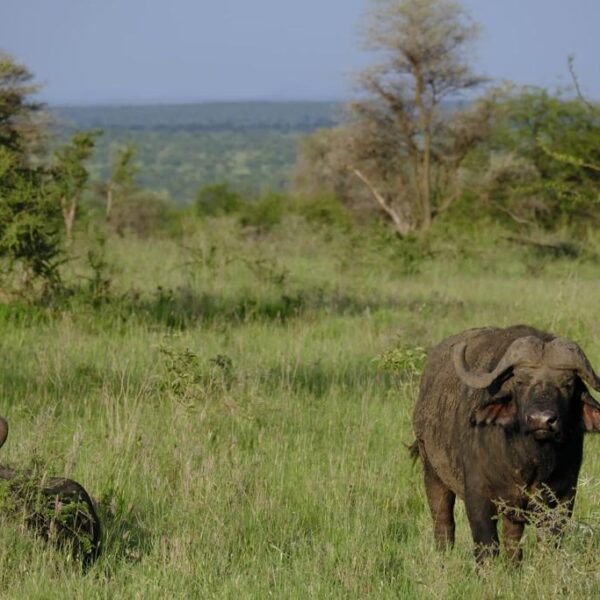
top-left (1, 218), bottom-right (600, 598)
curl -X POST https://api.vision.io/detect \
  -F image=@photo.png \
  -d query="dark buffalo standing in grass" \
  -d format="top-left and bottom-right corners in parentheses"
top-left (412, 325), bottom-right (600, 562)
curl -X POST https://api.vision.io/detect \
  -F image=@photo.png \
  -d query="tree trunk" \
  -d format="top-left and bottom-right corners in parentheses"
top-left (61, 197), bottom-right (77, 240)
top-left (413, 65), bottom-right (433, 231)
top-left (421, 126), bottom-right (432, 231)
top-left (350, 168), bottom-right (413, 236)
top-left (106, 183), bottom-right (114, 220)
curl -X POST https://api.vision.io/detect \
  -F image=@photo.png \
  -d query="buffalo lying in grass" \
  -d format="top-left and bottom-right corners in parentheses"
top-left (0, 416), bottom-right (101, 565)
top-left (412, 325), bottom-right (600, 562)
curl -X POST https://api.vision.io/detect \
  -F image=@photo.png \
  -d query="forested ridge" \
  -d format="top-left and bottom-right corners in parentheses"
top-left (52, 101), bottom-right (342, 130)
top-left (50, 102), bottom-right (342, 201)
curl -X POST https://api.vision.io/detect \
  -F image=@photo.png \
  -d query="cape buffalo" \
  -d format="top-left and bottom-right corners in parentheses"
top-left (412, 325), bottom-right (600, 562)
top-left (0, 416), bottom-right (101, 565)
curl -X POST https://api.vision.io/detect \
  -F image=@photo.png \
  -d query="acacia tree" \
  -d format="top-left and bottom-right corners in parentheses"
top-left (105, 143), bottom-right (138, 219)
top-left (0, 52), bottom-right (101, 291)
top-left (0, 51), bottom-right (47, 159)
top-left (348, 0), bottom-right (487, 234)
top-left (0, 53), bottom-right (62, 288)
top-left (52, 130), bottom-right (99, 239)
top-left (0, 147), bottom-right (64, 287)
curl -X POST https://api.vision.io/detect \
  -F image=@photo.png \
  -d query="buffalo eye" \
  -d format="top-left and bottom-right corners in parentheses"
top-left (557, 374), bottom-right (575, 392)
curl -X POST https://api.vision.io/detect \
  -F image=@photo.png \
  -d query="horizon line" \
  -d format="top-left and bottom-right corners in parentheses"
top-left (47, 97), bottom-right (349, 109)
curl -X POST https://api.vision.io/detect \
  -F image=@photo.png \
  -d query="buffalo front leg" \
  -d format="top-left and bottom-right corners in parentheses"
top-left (423, 457), bottom-right (456, 549)
top-left (464, 489), bottom-right (499, 563)
top-left (536, 491), bottom-right (575, 545)
top-left (502, 516), bottom-right (524, 564)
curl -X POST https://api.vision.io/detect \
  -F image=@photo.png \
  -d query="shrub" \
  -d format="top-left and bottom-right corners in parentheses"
top-left (0, 148), bottom-right (64, 289)
top-left (239, 192), bottom-right (286, 232)
top-left (108, 189), bottom-right (176, 238)
top-left (477, 88), bottom-right (600, 228)
top-left (374, 343), bottom-right (427, 381)
top-left (194, 183), bottom-right (241, 217)
top-left (293, 195), bottom-right (352, 228)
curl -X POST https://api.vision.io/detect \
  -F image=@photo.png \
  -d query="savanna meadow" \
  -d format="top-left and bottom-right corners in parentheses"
top-left (2, 0), bottom-right (600, 598)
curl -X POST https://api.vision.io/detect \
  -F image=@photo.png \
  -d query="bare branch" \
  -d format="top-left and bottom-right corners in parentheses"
top-left (489, 200), bottom-right (535, 226)
top-left (349, 167), bottom-right (413, 236)
top-left (567, 55), bottom-right (596, 113)
top-left (433, 188), bottom-right (460, 217)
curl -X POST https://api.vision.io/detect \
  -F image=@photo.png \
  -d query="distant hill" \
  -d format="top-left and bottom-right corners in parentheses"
top-left (50, 101), bottom-right (343, 203)
top-left (52, 101), bottom-right (344, 131)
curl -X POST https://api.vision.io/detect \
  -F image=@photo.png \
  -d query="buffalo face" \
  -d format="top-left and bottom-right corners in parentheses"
top-left (452, 336), bottom-right (600, 438)
top-left (515, 369), bottom-right (574, 441)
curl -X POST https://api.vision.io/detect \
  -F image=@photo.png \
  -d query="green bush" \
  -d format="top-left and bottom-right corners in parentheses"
top-left (0, 148), bottom-right (64, 288)
top-left (292, 195), bottom-right (352, 228)
top-left (480, 88), bottom-right (600, 228)
top-left (108, 189), bottom-right (177, 238)
top-left (194, 183), bottom-right (242, 217)
top-left (239, 192), bottom-right (287, 232)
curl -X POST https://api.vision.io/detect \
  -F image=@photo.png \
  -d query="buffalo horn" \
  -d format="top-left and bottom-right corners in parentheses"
top-left (0, 417), bottom-right (7, 450)
top-left (546, 338), bottom-right (600, 391)
top-left (452, 336), bottom-right (543, 389)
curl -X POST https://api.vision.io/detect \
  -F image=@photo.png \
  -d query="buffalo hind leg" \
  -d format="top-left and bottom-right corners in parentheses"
top-left (423, 457), bottom-right (456, 549)
top-left (502, 516), bottom-right (524, 564)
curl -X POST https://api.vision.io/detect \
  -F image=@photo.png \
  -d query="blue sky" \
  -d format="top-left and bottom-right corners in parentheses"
top-left (2, 0), bottom-right (599, 105)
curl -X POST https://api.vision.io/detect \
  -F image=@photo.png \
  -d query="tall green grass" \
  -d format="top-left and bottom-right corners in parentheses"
top-left (1, 218), bottom-right (600, 597)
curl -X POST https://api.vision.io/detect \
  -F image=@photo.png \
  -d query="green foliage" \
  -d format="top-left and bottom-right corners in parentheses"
top-left (110, 143), bottom-right (138, 191)
top-left (292, 195), bottom-right (352, 228)
top-left (108, 189), bottom-right (177, 237)
top-left (51, 130), bottom-right (100, 240)
top-left (239, 192), bottom-right (287, 231)
top-left (81, 234), bottom-right (113, 305)
top-left (538, 135), bottom-right (600, 174)
top-left (158, 343), bottom-right (203, 405)
top-left (158, 341), bottom-right (235, 409)
top-left (0, 51), bottom-right (44, 156)
top-left (0, 54), bottom-right (70, 290)
top-left (483, 88), bottom-right (600, 227)
top-left (194, 187), bottom-right (352, 232)
top-left (374, 343), bottom-right (427, 379)
top-left (47, 97), bottom-right (600, 236)
top-left (52, 102), bottom-right (340, 202)
top-left (51, 130), bottom-right (100, 201)
top-left (0, 147), bottom-right (64, 286)
top-left (393, 234), bottom-right (432, 275)
top-left (104, 143), bottom-right (139, 221)
top-left (194, 182), bottom-right (241, 217)
top-left (0, 129), bottom-right (99, 290)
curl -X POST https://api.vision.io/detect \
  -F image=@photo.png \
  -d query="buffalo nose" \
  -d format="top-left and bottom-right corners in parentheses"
top-left (526, 410), bottom-right (558, 430)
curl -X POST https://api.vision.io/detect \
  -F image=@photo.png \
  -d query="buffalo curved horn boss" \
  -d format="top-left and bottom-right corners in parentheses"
top-left (452, 336), bottom-right (600, 391)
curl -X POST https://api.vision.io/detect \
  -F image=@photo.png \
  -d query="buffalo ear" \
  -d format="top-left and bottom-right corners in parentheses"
top-left (470, 394), bottom-right (517, 427)
top-left (581, 390), bottom-right (600, 432)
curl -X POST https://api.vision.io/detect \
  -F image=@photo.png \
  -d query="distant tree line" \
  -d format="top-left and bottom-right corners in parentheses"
top-left (2, 0), bottom-right (600, 298)
top-left (53, 103), bottom-right (340, 202)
